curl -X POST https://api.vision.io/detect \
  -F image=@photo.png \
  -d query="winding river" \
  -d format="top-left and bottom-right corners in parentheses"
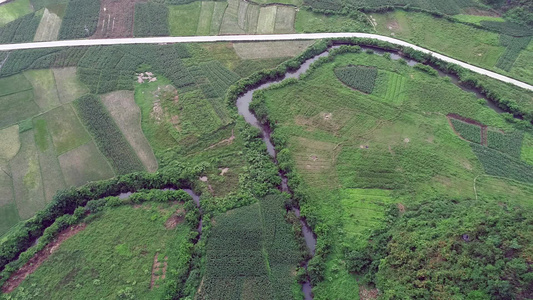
top-left (235, 44), bottom-right (507, 299)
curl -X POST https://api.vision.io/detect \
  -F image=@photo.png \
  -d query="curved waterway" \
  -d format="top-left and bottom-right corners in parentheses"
top-left (235, 44), bottom-right (508, 299)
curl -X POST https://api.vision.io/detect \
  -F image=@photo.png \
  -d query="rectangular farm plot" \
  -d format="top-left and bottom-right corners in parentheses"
top-left (0, 202), bottom-right (20, 237)
top-left (256, 6), bottom-right (276, 34)
top-left (233, 40), bottom-right (313, 59)
top-left (101, 91), bottom-right (158, 172)
top-left (52, 67), bottom-right (90, 104)
top-left (33, 8), bottom-right (62, 41)
top-left (9, 130), bottom-right (46, 220)
top-left (196, 1), bottom-right (215, 35)
top-left (449, 117), bottom-right (482, 144)
top-left (59, 141), bottom-right (115, 187)
top-left (219, 0), bottom-right (244, 34)
top-left (210, 1), bottom-right (227, 35)
top-left (23, 69), bottom-right (61, 111)
top-left (0, 90), bottom-right (40, 129)
top-left (373, 71), bottom-right (407, 105)
top-left (33, 119), bottom-right (67, 201)
top-left (39, 105), bottom-right (91, 154)
top-left (168, 2), bottom-right (202, 36)
top-left (0, 73), bottom-right (33, 97)
top-left (274, 6), bottom-right (296, 33)
top-left (0, 0), bottom-right (33, 26)
top-left (92, 0), bottom-right (142, 38)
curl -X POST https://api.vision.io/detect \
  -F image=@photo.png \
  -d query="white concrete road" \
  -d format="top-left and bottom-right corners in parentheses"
top-left (0, 33), bottom-right (531, 91)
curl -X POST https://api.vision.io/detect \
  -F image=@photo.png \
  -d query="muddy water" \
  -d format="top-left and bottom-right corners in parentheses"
top-left (235, 44), bottom-right (507, 300)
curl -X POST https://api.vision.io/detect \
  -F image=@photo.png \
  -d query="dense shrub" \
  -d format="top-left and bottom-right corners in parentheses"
top-left (481, 20), bottom-right (533, 37)
top-left (471, 143), bottom-right (533, 184)
top-left (0, 13), bottom-right (41, 44)
top-left (487, 130), bottom-right (524, 157)
top-left (58, 0), bottom-right (101, 39)
top-left (495, 35), bottom-right (531, 71)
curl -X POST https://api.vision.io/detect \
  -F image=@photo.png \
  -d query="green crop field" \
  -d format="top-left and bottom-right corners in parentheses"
top-left (0, 0), bottom-right (33, 26)
top-left (449, 118), bottom-right (482, 144)
top-left (258, 47), bottom-right (531, 298)
top-left (8, 201), bottom-right (192, 299)
top-left (58, 0), bottom-right (100, 39)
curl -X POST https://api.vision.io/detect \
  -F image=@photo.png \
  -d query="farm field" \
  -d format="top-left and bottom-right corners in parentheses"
top-left (168, 0), bottom-right (296, 36)
top-left (7, 201), bottom-right (193, 299)
top-left (33, 8), bottom-right (61, 41)
top-left (92, 0), bottom-right (143, 38)
top-left (372, 10), bottom-right (533, 85)
top-left (0, 0), bottom-right (32, 26)
top-left (258, 47), bottom-right (533, 298)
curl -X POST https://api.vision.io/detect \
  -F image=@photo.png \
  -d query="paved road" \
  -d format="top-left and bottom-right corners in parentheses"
top-left (0, 33), bottom-right (531, 91)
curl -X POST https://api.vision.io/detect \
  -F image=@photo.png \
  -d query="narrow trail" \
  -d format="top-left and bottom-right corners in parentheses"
top-left (0, 33), bottom-right (531, 91)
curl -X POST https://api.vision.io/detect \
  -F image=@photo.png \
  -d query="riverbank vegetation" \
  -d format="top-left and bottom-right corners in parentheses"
top-left (256, 44), bottom-right (533, 298)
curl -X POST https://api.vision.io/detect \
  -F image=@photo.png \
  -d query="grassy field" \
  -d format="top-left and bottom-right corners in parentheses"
top-left (23, 69), bottom-right (61, 111)
top-left (259, 49), bottom-right (530, 298)
top-left (52, 67), bottom-right (89, 104)
top-left (33, 8), bottom-right (62, 41)
top-left (169, 0), bottom-right (296, 36)
top-left (9, 202), bottom-right (192, 299)
top-left (233, 41), bottom-right (314, 59)
top-left (295, 9), bottom-right (369, 33)
top-left (0, 0), bottom-right (33, 26)
top-left (39, 105), bottom-right (91, 154)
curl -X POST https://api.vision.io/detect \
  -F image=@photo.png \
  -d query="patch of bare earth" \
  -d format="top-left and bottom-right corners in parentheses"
top-left (2, 224), bottom-right (86, 293)
top-left (92, 0), bottom-right (147, 38)
top-left (359, 285), bottom-right (379, 300)
top-left (150, 253), bottom-right (168, 289)
top-left (165, 208), bottom-right (185, 229)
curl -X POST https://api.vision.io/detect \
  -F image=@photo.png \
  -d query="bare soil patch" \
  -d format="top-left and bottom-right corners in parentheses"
top-left (2, 224), bottom-right (86, 293)
top-left (359, 285), bottom-right (379, 300)
top-left (150, 253), bottom-right (168, 289)
top-left (219, 167), bottom-right (229, 176)
top-left (92, 0), bottom-right (146, 38)
top-left (165, 208), bottom-right (185, 229)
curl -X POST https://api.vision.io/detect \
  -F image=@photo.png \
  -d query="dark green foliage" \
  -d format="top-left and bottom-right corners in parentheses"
top-left (348, 199), bottom-right (533, 299)
top-left (495, 35), bottom-right (531, 71)
top-left (481, 21), bottom-right (533, 37)
top-left (30, 0), bottom-right (69, 11)
top-left (74, 94), bottom-right (144, 174)
top-left (134, 3), bottom-right (170, 37)
top-left (303, 0), bottom-right (343, 12)
top-left (0, 13), bottom-right (41, 44)
top-left (0, 48), bottom-right (60, 77)
top-left (450, 118), bottom-right (482, 143)
top-left (471, 143), bottom-right (533, 184)
top-left (486, 130), bottom-right (524, 158)
top-left (58, 0), bottom-right (101, 39)
top-left (334, 65), bottom-right (378, 93)
top-left (203, 195), bottom-right (299, 299)
top-left (198, 61), bottom-right (240, 98)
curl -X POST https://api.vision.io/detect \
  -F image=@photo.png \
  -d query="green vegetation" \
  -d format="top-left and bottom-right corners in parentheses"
top-left (449, 118), bottom-right (482, 143)
top-left (452, 14), bottom-right (505, 25)
top-left (304, 0), bottom-right (476, 15)
top-left (495, 35), bottom-right (531, 71)
top-left (10, 202), bottom-right (192, 299)
top-left (487, 129), bottom-right (524, 157)
top-left (201, 195), bottom-right (300, 299)
top-left (295, 9), bottom-right (369, 33)
top-left (481, 20), bottom-right (533, 37)
top-left (169, 2), bottom-right (202, 36)
top-left (74, 94), bottom-right (144, 174)
top-left (58, 0), bottom-right (100, 39)
top-left (472, 143), bottom-right (533, 184)
top-left (0, 12), bottom-right (42, 44)
top-left (350, 198), bottom-right (533, 299)
top-left (334, 65), bottom-right (378, 93)
top-left (0, 0), bottom-right (32, 26)
top-left (134, 3), bottom-right (170, 37)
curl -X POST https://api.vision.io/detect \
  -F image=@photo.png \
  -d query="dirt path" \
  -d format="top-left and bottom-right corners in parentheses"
top-left (2, 224), bottom-right (86, 293)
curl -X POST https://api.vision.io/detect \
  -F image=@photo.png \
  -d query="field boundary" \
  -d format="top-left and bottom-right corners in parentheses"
top-left (447, 113), bottom-right (488, 145)
top-left (1, 224), bottom-right (86, 293)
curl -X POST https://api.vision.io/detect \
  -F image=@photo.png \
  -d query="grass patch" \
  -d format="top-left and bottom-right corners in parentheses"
top-left (521, 133), bottom-right (533, 165)
top-left (256, 6), bottom-right (276, 34)
top-left (58, 141), bottom-right (115, 187)
top-left (52, 67), bottom-right (90, 104)
top-left (168, 2), bottom-right (201, 36)
top-left (0, 125), bottom-right (21, 161)
top-left (0, 90), bottom-right (40, 129)
top-left (33, 7), bottom-right (62, 41)
top-left (74, 94), bottom-right (144, 174)
top-left (23, 69), bottom-right (61, 111)
top-left (196, 1), bottom-right (215, 35)
top-left (10, 203), bottom-right (191, 299)
top-left (452, 14), bottom-right (505, 25)
top-left (0, 0), bottom-right (33, 26)
top-left (40, 105), bottom-right (91, 154)
top-left (295, 9), bottom-right (368, 33)
top-left (233, 41), bottom-right (314, 59)
top-left (0, 73), bottom-right (33, 97)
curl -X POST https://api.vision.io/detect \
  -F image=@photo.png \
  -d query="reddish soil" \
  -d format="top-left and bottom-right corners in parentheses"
top-left (2, 224), bottom-right (86, 293)
top-left (359, 285), bottom-right (379, 300)
top-left (92, 0), bottom-right (146, 39)
top-left (447, 114), bottom-right (488, 145)
top-left (164, 209), bottom-right (185, 229)
top-left (150, 253), bottom-right (168, 289)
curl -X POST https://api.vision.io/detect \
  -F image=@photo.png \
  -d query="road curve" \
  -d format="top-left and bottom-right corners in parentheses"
top-left (0, 33), bottom-right (531, 91)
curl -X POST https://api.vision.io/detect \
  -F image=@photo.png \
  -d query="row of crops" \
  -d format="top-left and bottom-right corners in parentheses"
top-left (471, 143), bottom-right (533, 184)
top-left (74, 94), bottom-right (145, 174)
top-left (480, 21), bottom-right (533, 37)
top-left (334, 65), bottom-right (378, 94)
top-left (203, 195), bottom-right (300, 299)
top-left (449, 118), bottom-right (482, 144)
top-left (495, 35), bottom-right (531, 72)
top-left (0, 13), bottom-right (41, 44)
top-left (487, 130), bottom-right (524, 158)
top-left (133, 3), bottom-right (170, 37)
top-left (58, 0), bottom-right (101, 40)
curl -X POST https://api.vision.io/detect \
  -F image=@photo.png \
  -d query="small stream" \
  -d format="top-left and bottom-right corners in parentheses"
top-left (235, 44), bottom-right (507, 300)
